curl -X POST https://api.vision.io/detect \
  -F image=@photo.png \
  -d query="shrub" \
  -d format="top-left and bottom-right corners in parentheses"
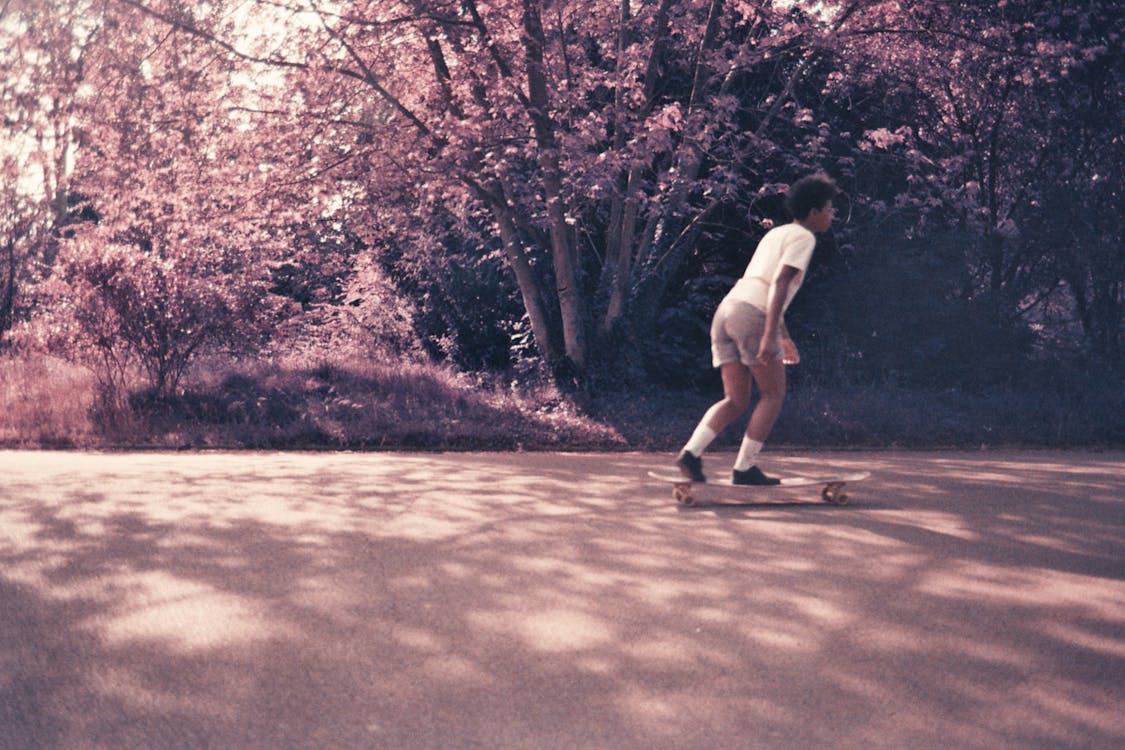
top-left (28, 225), bottom-right (279, 402)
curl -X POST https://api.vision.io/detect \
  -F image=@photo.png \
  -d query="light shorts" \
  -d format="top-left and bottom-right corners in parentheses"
top-left (709, 298), bottom-right (780, 368)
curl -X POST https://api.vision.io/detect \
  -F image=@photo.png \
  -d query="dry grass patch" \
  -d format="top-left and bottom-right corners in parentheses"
top-left (0, 355), bottom-right (95, 448)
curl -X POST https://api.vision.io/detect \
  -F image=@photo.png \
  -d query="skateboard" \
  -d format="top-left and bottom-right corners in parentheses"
top-left (647, 470), bottom-right (871, 507)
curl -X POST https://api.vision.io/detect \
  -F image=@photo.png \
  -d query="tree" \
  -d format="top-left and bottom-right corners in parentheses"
top-left (0, 0), bottom-right (96, 339)
top-left (24, 1), bottom-right (293, 397)
top-left (12, 0), bottom-right (1117, 389)
top-left (830, 0), bottom-right (1123, 364)
top-left (104, 0), bottom-right (874, 381)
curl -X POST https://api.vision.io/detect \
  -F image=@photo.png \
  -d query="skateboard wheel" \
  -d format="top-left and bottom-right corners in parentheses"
top-left (674, 486), bottom-right (694, 506)
top-left (822, 482), bottom-right (848, 505)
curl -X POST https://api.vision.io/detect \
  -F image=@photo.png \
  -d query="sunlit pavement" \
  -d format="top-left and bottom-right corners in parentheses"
top-left (1, 450), bottom-right (1122, 749)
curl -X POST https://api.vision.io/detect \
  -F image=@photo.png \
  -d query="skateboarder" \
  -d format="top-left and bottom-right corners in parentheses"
top-left (677, 173), bottom-right (837, 485)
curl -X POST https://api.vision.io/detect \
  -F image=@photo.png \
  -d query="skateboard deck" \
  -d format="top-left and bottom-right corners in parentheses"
top-left (647, 470), bottom-right (871, 507)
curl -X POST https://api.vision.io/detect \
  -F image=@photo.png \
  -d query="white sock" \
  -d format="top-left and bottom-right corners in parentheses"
top-left (734, 437), bottom-right (764, 471)
top-left (683, 424), bottom-right (717, 457)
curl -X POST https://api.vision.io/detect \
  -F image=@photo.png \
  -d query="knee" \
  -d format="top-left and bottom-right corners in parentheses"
top-left (757, 385), bottom-right (786, 405)
top-left (724, 394), bottom-right (752, 413)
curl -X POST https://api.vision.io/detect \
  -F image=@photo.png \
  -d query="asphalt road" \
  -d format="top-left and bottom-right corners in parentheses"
top-left (1, 449), bottom-right (1123, 749)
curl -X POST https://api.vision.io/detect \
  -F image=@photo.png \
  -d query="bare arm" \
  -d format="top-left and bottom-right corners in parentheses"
top-left (757, 265), bottom-right (801, 363)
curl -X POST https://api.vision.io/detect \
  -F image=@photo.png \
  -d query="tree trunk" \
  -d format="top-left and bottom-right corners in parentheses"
top-left (522, 0), bottom-right (587, 372)
top-left (495, 206), bottom-right (562, 367)
top-left (599, 0), bottom-right (668, 336)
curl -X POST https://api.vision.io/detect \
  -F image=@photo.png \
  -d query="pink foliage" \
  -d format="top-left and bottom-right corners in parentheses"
top-left (5, 0), bottom-right (1121, 376)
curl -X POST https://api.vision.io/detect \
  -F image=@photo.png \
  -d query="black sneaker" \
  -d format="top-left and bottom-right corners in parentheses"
top-left (731, 466), bottom-right (781, 486)
top-left (676, 451), bottom-right (706, 482)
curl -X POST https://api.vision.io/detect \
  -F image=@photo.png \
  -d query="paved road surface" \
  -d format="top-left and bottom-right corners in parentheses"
top-left (1, 450), bottom-right (1122, 749)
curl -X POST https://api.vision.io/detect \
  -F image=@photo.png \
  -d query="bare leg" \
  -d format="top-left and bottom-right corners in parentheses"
top-left (679, 362), bottom-right (753, 479)
top-left (746, 357), bottom-right (786, 442)
top-left (701, 361), bottom-right (754, 433)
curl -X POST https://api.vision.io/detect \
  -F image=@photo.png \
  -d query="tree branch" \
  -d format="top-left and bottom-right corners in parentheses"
top-left (309, 1), bottom-right (435, 138)
top-left (112, 0), bottom-right (437, 140)
top-left (839, 27), bottom-right (1040, 58)
top-left (253, 0), bottom-right (477, 31)
top-left (112, 0), bottom-right (307, 69)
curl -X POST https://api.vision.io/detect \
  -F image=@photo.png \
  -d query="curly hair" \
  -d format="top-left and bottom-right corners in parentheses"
top-left (785, 173), bottom-right (837, 219)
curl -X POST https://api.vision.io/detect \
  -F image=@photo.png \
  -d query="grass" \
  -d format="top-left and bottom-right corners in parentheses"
top-left (0, 354), bottom-right (1121, 451)
top-left (0, 354), bottom-right (626, 451)
top-left (0, 355), bottom-right (94, 448)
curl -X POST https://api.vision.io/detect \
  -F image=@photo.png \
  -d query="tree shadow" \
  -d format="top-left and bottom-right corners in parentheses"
top-left (1, 450), bottom-right (1122, 749)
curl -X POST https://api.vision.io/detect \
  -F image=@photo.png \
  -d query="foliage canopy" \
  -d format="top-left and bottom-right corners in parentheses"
top-left (2, 0), bottom-right (1120, 394)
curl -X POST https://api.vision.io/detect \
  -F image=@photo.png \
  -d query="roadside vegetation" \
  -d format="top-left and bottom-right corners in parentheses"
top-left (0, 354), bottom-right (622, 451)
top-left (3, 3), bottom-right (1119, 453)
top-left (2, 354), bottom-right (1119, 451)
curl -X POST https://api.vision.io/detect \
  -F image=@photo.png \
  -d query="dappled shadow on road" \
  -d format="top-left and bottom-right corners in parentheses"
top-left (0, 450), bottom-right (1122, 749)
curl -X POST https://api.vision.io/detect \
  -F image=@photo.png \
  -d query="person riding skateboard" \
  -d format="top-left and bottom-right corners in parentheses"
top-left (677, 173), bottom-right (837, 485)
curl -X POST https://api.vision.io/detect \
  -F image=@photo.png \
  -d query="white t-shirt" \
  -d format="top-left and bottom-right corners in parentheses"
top-left (724, 223), bottom-right (816, 313)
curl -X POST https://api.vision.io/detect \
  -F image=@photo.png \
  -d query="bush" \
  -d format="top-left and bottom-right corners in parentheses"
top-left (28, 225), bottom-right (279, 401)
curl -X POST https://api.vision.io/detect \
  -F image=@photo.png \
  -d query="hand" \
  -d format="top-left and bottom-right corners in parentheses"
top-left (756, 336), bottom-right (781, 364)
top-left (781, 337), bottom-right (800, 366)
